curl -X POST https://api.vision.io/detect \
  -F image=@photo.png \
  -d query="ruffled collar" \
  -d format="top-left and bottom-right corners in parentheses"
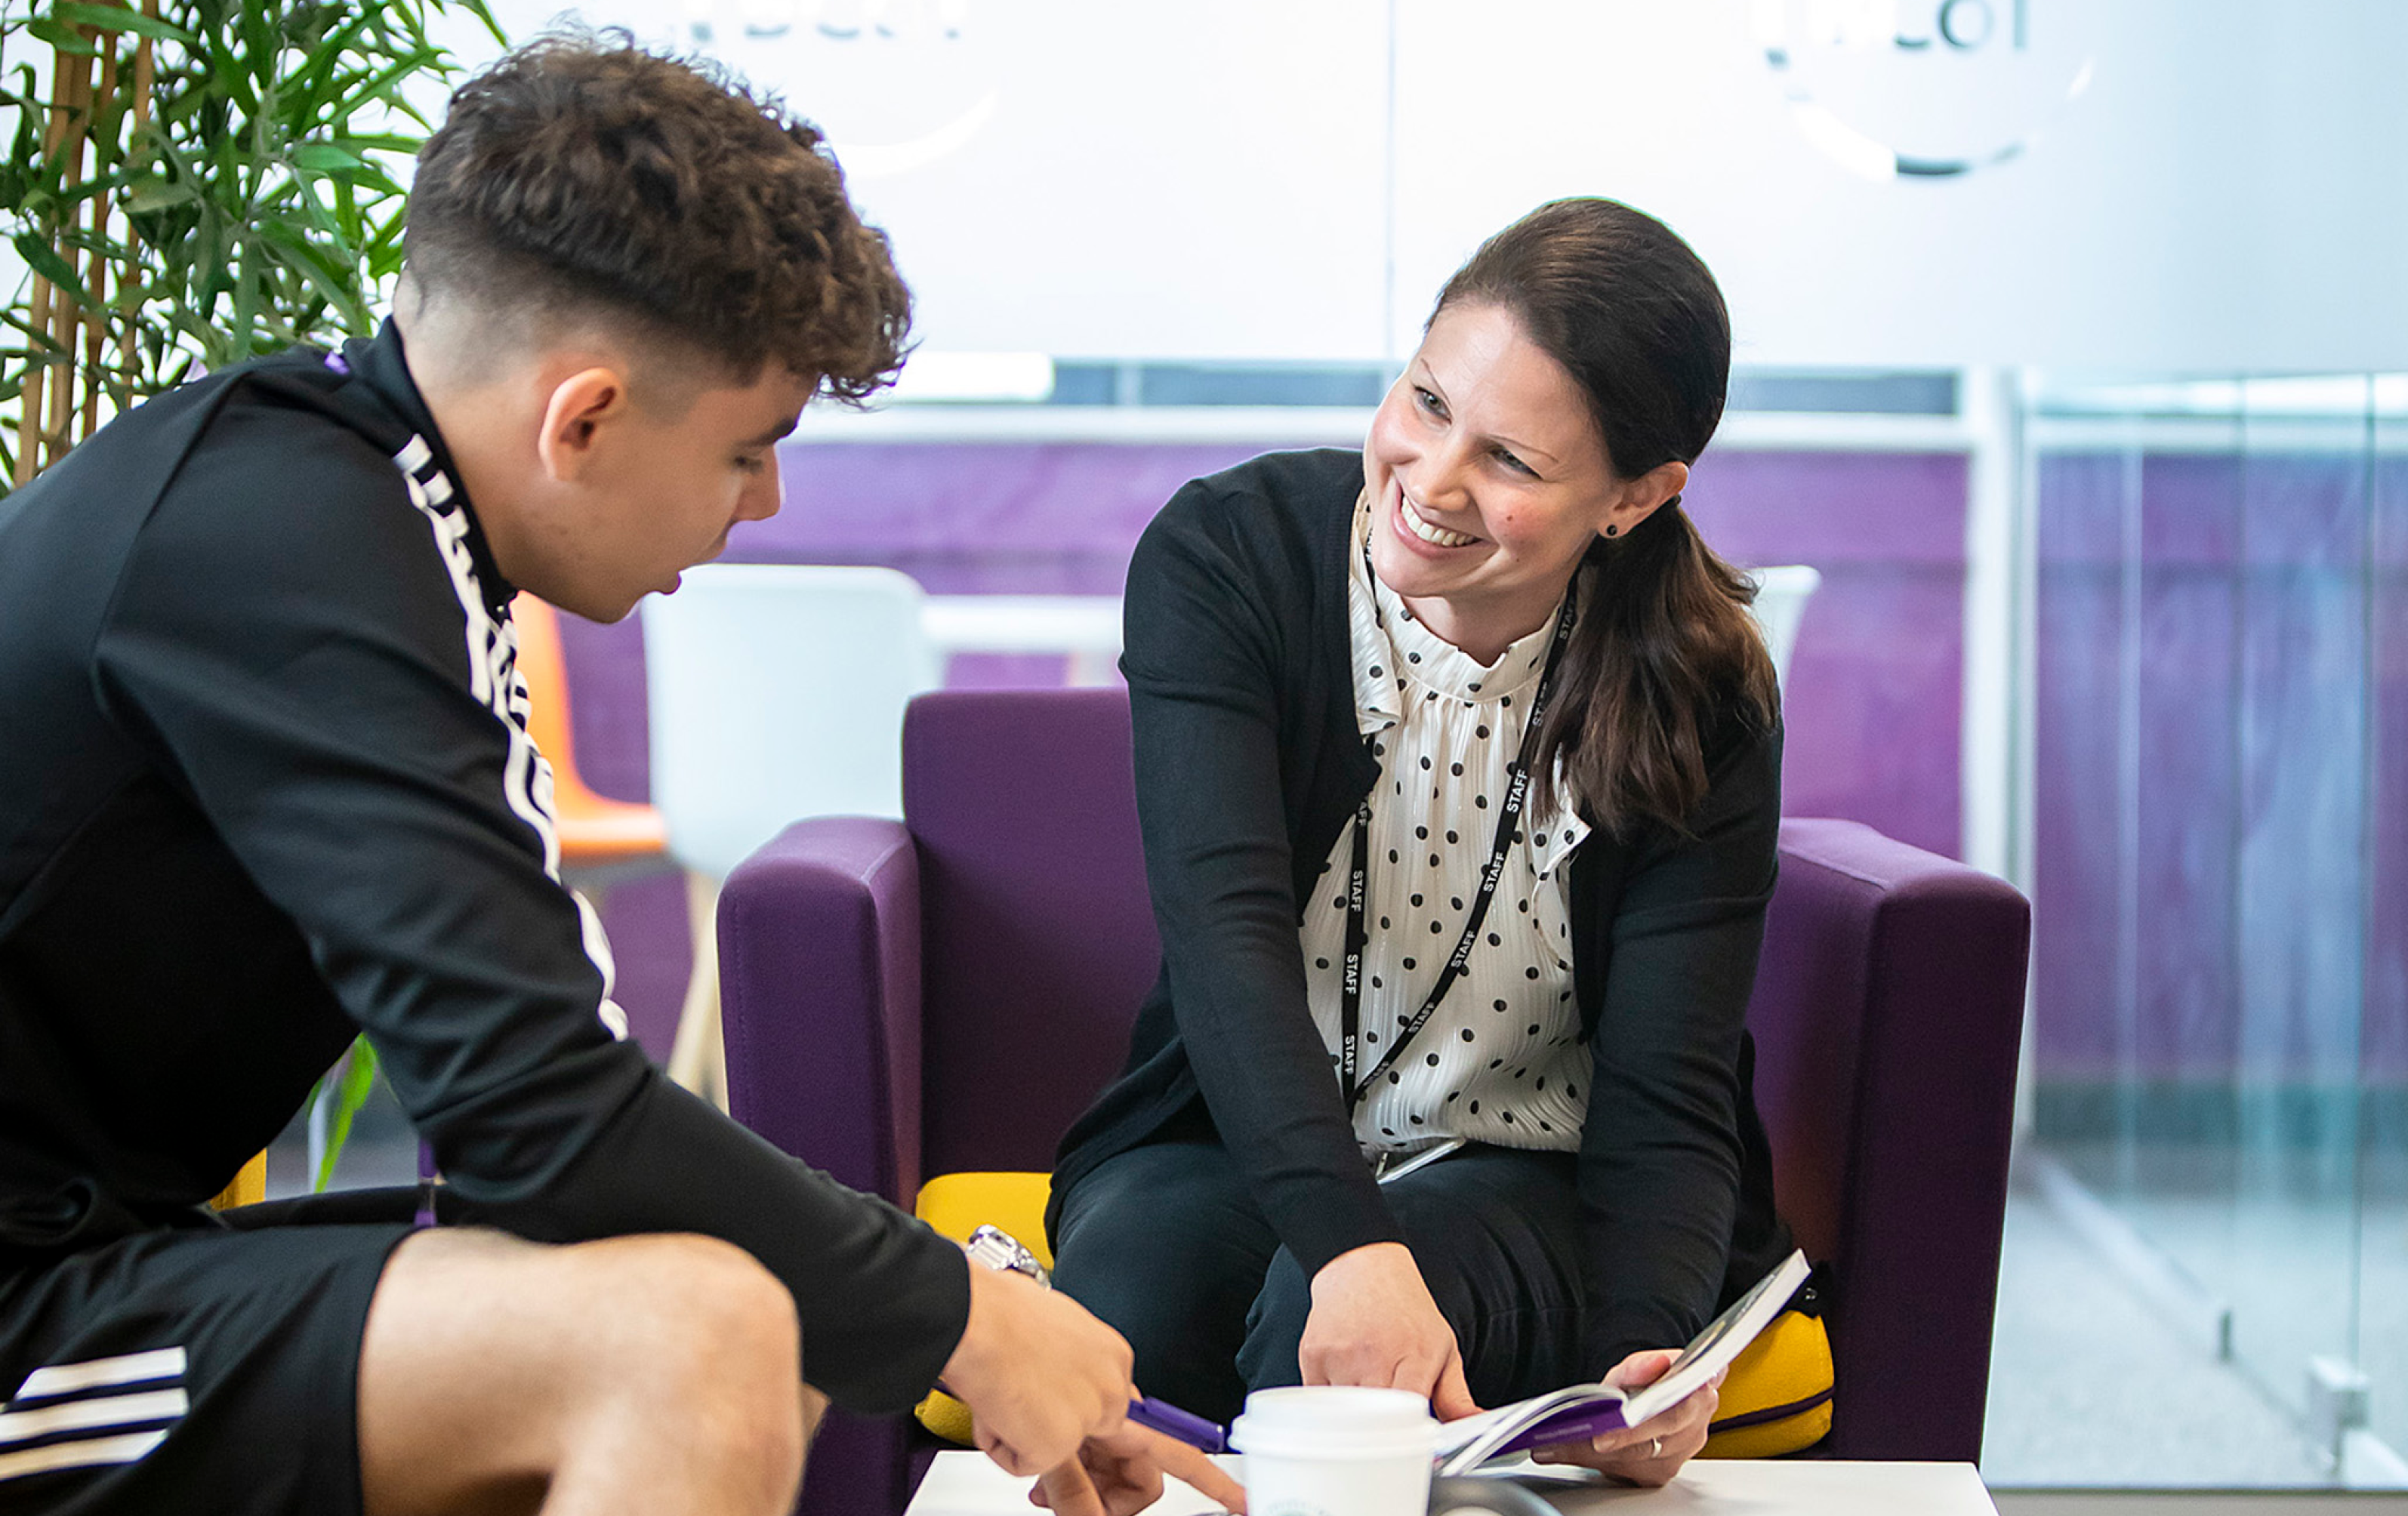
top-left (1348, 493), bottom-right (1562, 738)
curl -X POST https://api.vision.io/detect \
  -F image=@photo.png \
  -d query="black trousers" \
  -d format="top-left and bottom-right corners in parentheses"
top-left (1051, 1140), bottom-right (1589, 1426)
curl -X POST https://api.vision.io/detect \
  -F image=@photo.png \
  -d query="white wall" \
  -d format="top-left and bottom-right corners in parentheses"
top-left (460, 0), bottom-right (2408, 372)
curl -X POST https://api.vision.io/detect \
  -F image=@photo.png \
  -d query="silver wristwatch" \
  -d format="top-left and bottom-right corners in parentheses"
top-left (964, 1224), bottom-right (1051, 1289)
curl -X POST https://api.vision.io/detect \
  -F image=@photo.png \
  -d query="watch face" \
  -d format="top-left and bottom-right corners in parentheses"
top-left (966, 1225), bottom-right (1048, 1284)
top-left (1750, 0), bottom-right (2098, 180)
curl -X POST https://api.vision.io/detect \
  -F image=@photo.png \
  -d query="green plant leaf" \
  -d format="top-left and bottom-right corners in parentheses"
top-left (332, 131), bottom-right (421, 156)
top-left (48, 2), bottom-right (199, 48)
top-left (11, 230), bottom-right (82, 293)
top-left (5, 0), bottom-right (505, 457)
top-left (289, 140), bottom-right (366, 174)
top-left (122, 174), bottom-right (195, 212)
top-left (26, 17), bottom-right (100, 55)
top-left (254, 217), bottom-right (371, 334)
top-left (313, 1037), bottom-right (381, 1193)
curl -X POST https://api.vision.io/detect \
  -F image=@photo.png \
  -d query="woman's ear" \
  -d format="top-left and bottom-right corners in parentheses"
top-left (1599, 458), bottom-right (1688, 541)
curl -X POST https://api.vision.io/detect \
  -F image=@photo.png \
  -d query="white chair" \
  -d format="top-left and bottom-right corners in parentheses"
top-left (640, 564), bottom-right (942, 1102)
top-left (643, 564), bottom-right (942, 873)
top-left (1749, 565), bottom-right (1821, 689)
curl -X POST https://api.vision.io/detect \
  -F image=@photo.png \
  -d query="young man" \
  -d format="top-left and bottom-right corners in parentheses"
top-left (0, 35), bottom-right (1238, 1516)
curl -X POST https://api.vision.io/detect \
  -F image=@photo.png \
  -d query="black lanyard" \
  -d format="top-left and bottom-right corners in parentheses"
top-left (1338, 587), bottom-right (1577, 1111)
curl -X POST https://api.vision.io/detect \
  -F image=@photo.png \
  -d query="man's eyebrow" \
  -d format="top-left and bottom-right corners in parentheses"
top-left (739, 416), bottom-right (800, 448)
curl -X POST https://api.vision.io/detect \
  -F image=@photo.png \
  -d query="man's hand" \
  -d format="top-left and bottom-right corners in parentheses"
top-left (942, 1259), bottom-right (1136, 1477)
top-left (1530, 1349), bottom-right (1719, 1488)
top-left (1297, 1242), bottom-right (1479, 1422)
top-left (1029, 1422), bottom-right (1249, 1516)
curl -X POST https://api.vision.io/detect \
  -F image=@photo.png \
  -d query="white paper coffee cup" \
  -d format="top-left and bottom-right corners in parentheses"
top-left (1229, 1385), bottom-right (1437, 1516)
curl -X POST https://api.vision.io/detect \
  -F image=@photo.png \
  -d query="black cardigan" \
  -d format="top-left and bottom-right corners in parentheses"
top-left (1050, 448), bottom-right (1792, 1370)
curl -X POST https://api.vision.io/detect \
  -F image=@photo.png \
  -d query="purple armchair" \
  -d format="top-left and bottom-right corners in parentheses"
top-left (719, 688), bottom-right (2030, 1514)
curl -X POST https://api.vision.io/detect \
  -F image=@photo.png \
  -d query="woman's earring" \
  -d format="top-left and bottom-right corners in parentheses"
top-left (1602, 524), bottom-right (1619, 538)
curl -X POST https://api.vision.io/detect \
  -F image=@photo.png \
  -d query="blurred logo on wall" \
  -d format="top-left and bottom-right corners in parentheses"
top-left (1750, 0), bottom-right (2095, 180)
top-left (678, 0), bottom-right (998, 180)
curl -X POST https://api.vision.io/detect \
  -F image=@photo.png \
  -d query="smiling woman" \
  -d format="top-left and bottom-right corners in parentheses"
top-left (1047, 198), bottom-right (1805, 1484)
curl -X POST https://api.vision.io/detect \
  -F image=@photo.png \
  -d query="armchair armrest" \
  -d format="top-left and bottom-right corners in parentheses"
top-left (1759, 818), bottom-right (2030, 1462)
top-left (719, 816), bottom-right (926, 1208)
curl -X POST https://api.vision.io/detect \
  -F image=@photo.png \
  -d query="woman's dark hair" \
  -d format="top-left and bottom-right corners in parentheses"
top-left (405, 32), bottom-right (910, 402)
top-left (1434, 198), bottom-right (1777, 835)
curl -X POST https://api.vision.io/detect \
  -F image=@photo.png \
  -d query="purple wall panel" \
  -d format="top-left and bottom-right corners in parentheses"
top-left (2372, 454), bottom-right (2408, 1084)
top-left (2234, 452), bottom-right (2370, 1089)
top-left (2035, 449), bottom-right (2408, 1091)
top-left (597, 871), bottom-right (691, 1063)
top-left (1686, 450), bottom-right (1968, 857)
top-left (738, 441), bottom-right (1271, 591)
top-left (2033, 451), bottom-right (2131, 1082)
top-left (557, 440), bottom-right (1972, 1050)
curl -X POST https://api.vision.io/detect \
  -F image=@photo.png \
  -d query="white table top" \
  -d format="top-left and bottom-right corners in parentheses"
top-left (904, 1450), bottom-right (1997, 1514)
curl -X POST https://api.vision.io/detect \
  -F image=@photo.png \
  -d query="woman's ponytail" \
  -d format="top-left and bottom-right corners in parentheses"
top-left (1531, 502), bottom-right (1777, 835)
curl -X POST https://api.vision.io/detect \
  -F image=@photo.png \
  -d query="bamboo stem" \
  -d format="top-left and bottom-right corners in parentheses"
top-left (80, 39), bottom-right (119, 441)
top-left (39, 41), bottom-right (96, 471)
top-left (11, 30), bottom-right (87, 485)
top-left (120, 14), bottom-right (156, 392)
top-left (13, 272), bottom-right (51, 485)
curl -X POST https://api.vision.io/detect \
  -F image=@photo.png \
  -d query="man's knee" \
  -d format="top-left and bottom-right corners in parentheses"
top-left (362, 1229), bottom-right (807, 1515)
top-left (608, 1234), bottom-right (803, 1425)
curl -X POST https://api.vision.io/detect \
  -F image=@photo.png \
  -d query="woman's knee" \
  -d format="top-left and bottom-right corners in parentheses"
top-left (1053, 1145), bottom-right (1269, 1335)
top-left (1235, 1248), bottom-right (1312, 1394)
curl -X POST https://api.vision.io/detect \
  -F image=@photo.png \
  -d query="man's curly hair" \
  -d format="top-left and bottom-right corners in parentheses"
top-left (405, 32), bottom-right (909, 402)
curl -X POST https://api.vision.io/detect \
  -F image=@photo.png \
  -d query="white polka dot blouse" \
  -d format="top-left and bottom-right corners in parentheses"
top-left (1298, 498), bottom-right (1593, 1159)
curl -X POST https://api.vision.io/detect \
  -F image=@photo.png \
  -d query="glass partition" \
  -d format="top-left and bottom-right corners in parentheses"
top-left (2005, 374), bottom-right (2408, 1487)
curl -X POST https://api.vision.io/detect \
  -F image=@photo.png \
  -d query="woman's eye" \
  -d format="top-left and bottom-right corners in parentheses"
top-left (1414, 386), bottom-right (1447, 419)
top-left (1494, 448), bottom-right (1537, 477)
top-left (735, 453), bottom-right (768, 475)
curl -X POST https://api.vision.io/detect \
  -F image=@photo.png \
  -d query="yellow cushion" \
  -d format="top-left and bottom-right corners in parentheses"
top-left (1699, 1307), bottom-right (1834, 1457)
top-left (913, 1172), bottom-right (1056, 1444)
top-left (208, 1151), bottom-right (268, 1212)
top-left (906, 1169), bottom-right (1834, 1459)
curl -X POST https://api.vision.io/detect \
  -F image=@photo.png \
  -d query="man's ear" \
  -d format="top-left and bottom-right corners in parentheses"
top-left (1601, 459), bottom-right (1688, 539)
top-left (534, 366), bottom-right (631, 485)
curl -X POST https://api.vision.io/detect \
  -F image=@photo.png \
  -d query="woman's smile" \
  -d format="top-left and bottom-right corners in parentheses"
top-left (1395, 486), bottom-right (1482, 550)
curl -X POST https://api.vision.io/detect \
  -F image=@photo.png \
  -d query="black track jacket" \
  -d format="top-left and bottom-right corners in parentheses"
top-left (0, 323), bottom-right (967, 1413)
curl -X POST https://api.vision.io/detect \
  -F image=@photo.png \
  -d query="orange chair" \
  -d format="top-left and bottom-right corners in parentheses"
top-left (513, 593), bottom-right (670, 868)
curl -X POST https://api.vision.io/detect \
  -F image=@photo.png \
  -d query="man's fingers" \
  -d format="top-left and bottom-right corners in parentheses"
top-left (1152, 1437), bottom-right (1249, 1514)
top-left (1034, 1459), bottom-right (1105, 1516)
top-left (982, 1434), bottom-right (1028, 1477)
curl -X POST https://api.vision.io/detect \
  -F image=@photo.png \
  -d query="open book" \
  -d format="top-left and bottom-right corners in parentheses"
top-left (1429, 1249), bottom-right (1812, 1475)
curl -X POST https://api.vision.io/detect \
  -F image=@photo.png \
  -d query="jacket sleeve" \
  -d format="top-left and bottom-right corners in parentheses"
top-left (1121, 482), bottom-right (1405, 1278)
top-left (90, 440), bottom-right (967, 1414)
top-left (1574, 714), bottom-right (1783, 1374)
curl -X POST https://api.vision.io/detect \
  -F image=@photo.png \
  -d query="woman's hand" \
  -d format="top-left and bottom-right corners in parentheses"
top-left (1298, 1242), bottom-right (1480, 1421)
top-left (1030, 1422), bottom-right (1248, 1516)
top-left (1531, 1349), bottom-right (1718, 1487)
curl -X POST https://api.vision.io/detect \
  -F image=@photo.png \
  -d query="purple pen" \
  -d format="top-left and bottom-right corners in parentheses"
top-left (955, 1228), bottom-right (1231, 1456)
top-left (1128, 1394), bottom-right (1229, 1454)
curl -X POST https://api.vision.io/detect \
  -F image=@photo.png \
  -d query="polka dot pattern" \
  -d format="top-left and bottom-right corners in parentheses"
top-left (1300, 498), bottom-right (1592, 1157)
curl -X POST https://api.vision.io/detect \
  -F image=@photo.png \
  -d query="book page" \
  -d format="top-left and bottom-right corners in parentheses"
top-left (1432, 1249), bottom-right (1811, 1474)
